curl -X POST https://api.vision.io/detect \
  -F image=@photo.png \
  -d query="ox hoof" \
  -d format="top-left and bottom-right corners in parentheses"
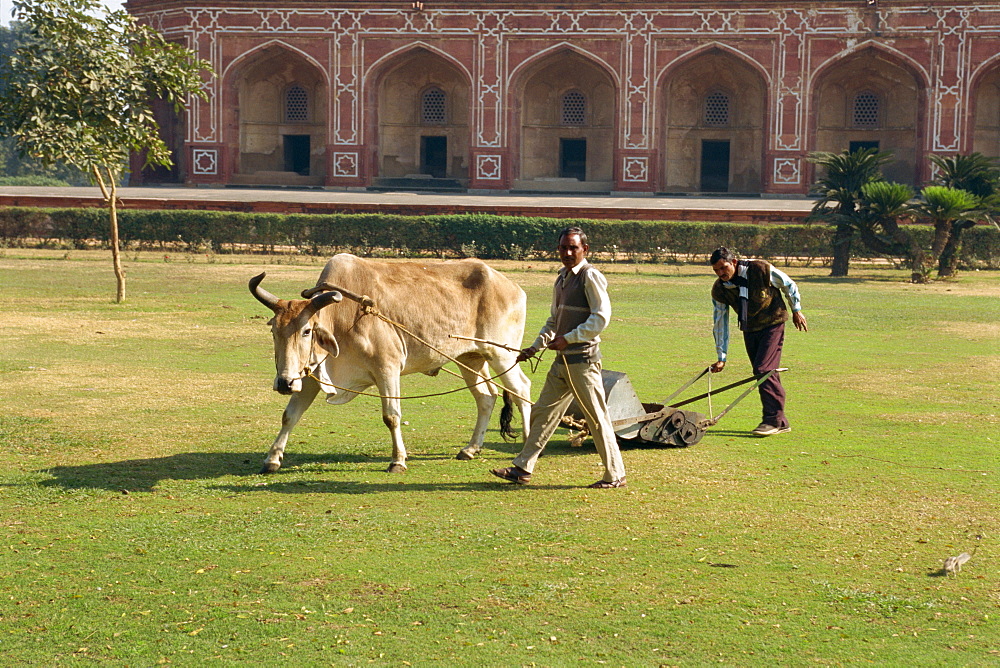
top-left (386, 463), bottom-right (407, 473)
top-left (455, 448), bottom-right (478, 461)
top-left (259, 462), bottom-right (281, 474)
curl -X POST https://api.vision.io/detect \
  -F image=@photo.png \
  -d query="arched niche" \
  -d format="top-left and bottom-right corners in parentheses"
top-left (513, 49), bottom-right (616, 191)
top-left (972, 64), bottom-right (1000, 158)
top-left (374, 48), bottom-right (470, 182)
top-left (660, 47), bottom-right (767, 193)
top-left (231, 44), bottom-right (327, 185)
top-left (813, 47), bottom-right (924, 185)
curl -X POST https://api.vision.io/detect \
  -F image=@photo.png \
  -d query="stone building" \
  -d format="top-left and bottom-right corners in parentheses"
top-left (125, 0), bottom-right (1000, 195)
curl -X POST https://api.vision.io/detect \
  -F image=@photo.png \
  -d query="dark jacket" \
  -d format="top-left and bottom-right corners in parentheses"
top-left (711, 259), bottom-right (789, 333)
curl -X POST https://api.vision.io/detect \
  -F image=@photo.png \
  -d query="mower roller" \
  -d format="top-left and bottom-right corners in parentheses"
top-left (563, 366), bottom-right (787, 447)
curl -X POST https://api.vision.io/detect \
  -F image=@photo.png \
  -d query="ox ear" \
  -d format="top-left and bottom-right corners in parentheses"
top-left (249, 273), bottom-right (281, 312)
top-left (314, 325), bottom-right (340, 358)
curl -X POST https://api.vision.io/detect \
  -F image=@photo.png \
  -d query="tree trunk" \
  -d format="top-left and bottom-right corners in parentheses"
top-left (857, 218), bottom-right (910, 257)
top-left (925, 220), bottom-right (953, 278)
top-left (911, 221), bottom-right (953, 283)
top-left (829, 224), bottom-right (853, 277)
top-left (937, 220), bottom-right (974, 278)
top-left (92, 166), bottom-right (126, 303)
top-left (109, 182), bottom-right (126, 303)
top-left (910, 248), bottom-right (929, 283)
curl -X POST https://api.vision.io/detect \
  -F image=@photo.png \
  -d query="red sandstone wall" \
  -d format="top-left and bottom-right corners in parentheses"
top-left (125, 1), bottom-right (1000, 194)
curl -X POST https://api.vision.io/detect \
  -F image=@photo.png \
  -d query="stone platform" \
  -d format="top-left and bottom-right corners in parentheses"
top-left (0, 186), bottom-right (816, 224)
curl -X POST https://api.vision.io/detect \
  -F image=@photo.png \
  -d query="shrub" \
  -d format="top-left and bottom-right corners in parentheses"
top-left (0, 175), bottom-right (72, 187)
top-left (1, 206), bottom-right (997, 268)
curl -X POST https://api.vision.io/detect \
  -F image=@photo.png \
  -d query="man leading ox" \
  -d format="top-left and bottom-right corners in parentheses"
top-left (491, 227), bottom-right (627, 489)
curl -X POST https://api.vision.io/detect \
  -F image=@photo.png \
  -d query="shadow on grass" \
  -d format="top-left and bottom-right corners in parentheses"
top-left (34, 427), bottom-right (703, 494)
top-left (701, 429), bottom-right (763, 439)
top-left (31, 437), bottom-right (544, 493)
top-left (210, 479), bottom-right (581, 495)
top-left (607, 430), bottom-right (759, 449)
top-left (794, 274), bottom-right (908, 285)
top-left (35, 451), bottom-right (369, 493)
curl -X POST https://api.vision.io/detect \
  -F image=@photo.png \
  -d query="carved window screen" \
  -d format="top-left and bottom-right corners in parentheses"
top-left (422, 87), bottom-right (447, 124)
top-left (285, 85), bottom-right (308, 122)
top-left (704, 91), bottom-right (731, 126)
top-left (561, 90), bottom-right (586, 126)
top-left (853, 91), bottom-right (880, 128)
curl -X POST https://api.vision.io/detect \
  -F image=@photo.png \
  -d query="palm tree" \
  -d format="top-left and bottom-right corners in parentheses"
top-left (855, 180), bottom-right (916, 260)
top-left (911, 185), bottom-right (981, 283)
top-left (930, 153), bottom-right (1000, 277)
top-left (808, 148), bottom-right (894, 277)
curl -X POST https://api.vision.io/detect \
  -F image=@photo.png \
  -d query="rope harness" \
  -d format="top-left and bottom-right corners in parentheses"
top-left (302, 283), bottom-right (533, 405)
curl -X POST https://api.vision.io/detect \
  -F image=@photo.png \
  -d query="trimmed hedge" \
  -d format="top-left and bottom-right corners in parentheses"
top-left (1, 206), bottom-right (998, 268)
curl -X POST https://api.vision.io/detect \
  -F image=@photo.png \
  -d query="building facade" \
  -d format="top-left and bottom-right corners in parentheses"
top-left (125, 0), bottom-right (1000, 194)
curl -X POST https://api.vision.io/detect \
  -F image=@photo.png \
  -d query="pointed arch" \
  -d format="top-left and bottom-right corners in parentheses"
top-left (222, 39), bottom-right (330, 86)
top-left (969, 51), bottom-right (1000, 91)
top-left (658, 43), bottom-right (769, 193)
top-left (508, 42), bottom-right (620, 92)
top-left (656, 42), bottom-right (771, 92)
top-left (366, 44), bottom-right (472, 183)
top-left (968, 56), bottom-right (1000, 156)
top-left (809, 41), bottom-right (927, 185)
top-left (810, 40), bottom-right (930, 92)
top-left (365, 42), bottom-right (472, 89)
top-left (508, 45), bottom-right (618, 189)
top-left (222, 40), bottom-right (329, 185)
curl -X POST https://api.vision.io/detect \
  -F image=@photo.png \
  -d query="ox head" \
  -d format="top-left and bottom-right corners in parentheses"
top-left (249, 272), bottom-right (343, 395)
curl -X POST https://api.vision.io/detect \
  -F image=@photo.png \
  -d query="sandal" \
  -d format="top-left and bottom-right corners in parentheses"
top-left (588, 478), bottom-right (626, 489)
top-left (490, 466), bottom-right (532, 485)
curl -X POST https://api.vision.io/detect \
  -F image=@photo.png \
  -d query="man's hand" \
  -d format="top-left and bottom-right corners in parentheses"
top-left (546, 335), bottom-right (569, 351)
top-left (710, 360), bottom-right (726, 373)
top-left (793, 311), bottom-right (808, 332)
top-left (516, 346), bottom-right (537, 363)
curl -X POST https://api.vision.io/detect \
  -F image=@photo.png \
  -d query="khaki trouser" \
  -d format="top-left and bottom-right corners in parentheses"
top-left (513, 356), bottom-right (626, 482)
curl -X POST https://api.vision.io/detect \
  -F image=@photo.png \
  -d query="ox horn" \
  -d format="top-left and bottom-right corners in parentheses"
top-left (248, 272), bottom-right (281, 311)
top-left (307, 289), bottom-right (344, 313)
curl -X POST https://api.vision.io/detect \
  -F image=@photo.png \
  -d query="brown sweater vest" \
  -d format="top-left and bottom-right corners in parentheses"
top-left (711, 259), bottom-right (789, 333)
top-left (553, 264), bottom-right (600, 362)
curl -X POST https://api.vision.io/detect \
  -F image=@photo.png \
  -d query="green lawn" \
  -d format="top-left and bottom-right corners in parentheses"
top-left (0, 250), bottom-right (997, 666)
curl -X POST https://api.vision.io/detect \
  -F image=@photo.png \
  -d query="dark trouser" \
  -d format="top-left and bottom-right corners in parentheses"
top-left (743, 323), bottom-right (788, 428)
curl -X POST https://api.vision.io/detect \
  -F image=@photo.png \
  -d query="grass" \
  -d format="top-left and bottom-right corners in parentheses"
top-left (0, 248), bottom-right (997, 666)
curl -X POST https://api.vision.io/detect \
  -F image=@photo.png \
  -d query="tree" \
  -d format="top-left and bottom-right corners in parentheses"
top-left (853, 180), bottom-right (985, 283)
top-left (807, 148), bottom-right (894, 277)
top-left (0, 0), bottom-right (211, 302)
top-left (909, 185), bottom-right (983, 283)
top-left (854, 180), bottom-right (917, 274)
top-left (929, 153), bottom-right (1000, 278)
top-left (0, 20), bottom-right (84, 184)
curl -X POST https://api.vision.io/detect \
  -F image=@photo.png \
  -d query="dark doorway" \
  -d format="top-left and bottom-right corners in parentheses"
top-left (283, 135), bottom-right (310, 175)
top-left (560, 138), bottom-right (587, 180)
top-left (421, 136), bottom-right (448, 178)
top-left (849, 140), bottom-right (880, 153)
top-left (140, 103), bottom-right (183, 183)
top-left (700, 140), bottom-right (730, 192)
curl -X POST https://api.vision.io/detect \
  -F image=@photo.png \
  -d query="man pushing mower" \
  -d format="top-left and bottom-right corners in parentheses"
top-left (708, 246), bottom-right (809, 437)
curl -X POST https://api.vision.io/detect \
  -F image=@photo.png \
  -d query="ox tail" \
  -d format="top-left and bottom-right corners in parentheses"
top-left (499, 390), bottom-right (518, 442)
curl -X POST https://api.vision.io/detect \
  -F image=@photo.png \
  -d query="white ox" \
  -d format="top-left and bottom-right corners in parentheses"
top-left (249, 253), bottom-right (532, 473)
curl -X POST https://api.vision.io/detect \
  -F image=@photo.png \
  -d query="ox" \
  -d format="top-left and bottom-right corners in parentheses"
top-left (249, 253), bottom-right (532, 473)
